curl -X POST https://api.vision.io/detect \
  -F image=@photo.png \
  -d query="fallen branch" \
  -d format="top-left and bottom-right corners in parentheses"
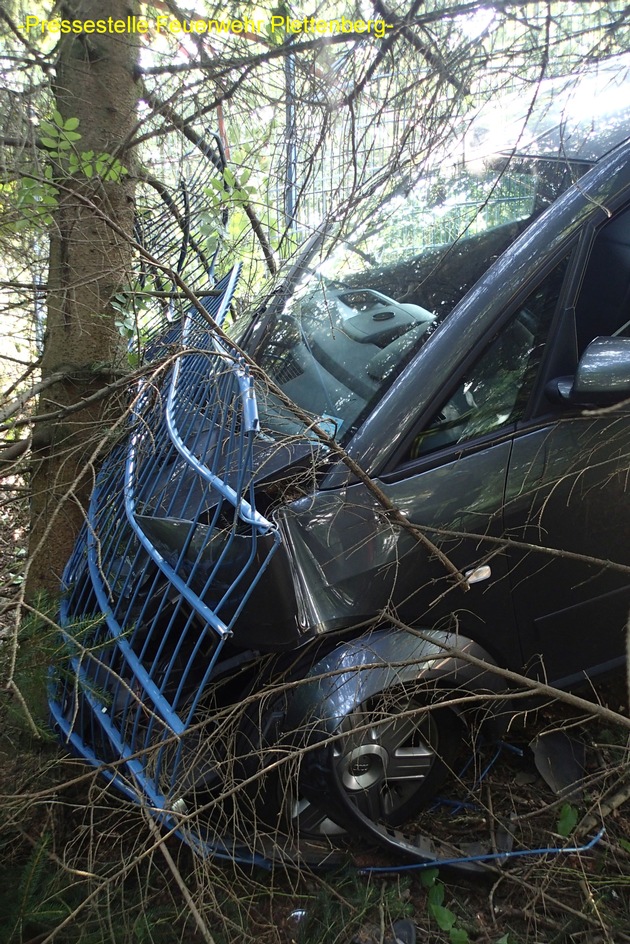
top-left (0, 370), bottom-right (68, 424)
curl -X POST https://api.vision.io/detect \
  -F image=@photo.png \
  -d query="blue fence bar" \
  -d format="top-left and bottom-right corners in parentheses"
top-left (49, 266), bottom-right (282, 843)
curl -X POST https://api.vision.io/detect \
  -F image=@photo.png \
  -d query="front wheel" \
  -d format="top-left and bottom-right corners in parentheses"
top-left (298, 688), bottom-right (464, 837)
top-left (236, 677), bottom-right (467, 866)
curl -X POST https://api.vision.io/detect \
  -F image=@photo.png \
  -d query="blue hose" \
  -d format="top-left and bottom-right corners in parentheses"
top-left (359, 827), bottom-right (605, 874)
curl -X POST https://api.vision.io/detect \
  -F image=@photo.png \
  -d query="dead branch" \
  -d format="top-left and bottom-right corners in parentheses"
top-left (0, 370), bottom-right (69, 425)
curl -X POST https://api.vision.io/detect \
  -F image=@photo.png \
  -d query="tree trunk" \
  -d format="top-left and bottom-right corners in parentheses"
top-left (28, 0), bottom-right (140, 599)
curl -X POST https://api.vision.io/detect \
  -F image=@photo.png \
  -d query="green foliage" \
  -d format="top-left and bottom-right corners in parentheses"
top-left (5, 596), bottom-right (62, 736)
top-left (557, 802), bottom-right (579, 838)
top-left (40, 108), bottom-right (82, 155)
top-left (68, 149), bottom-right (128, 182)
top-left (20, 592), bottom-right (100, 663)
top-left (11, 174), bottom-right (59, 230)
top-left (0, 837), bottom-right (70, 943)
top-left (421, 867), bottom-right (523, 944)
top-left (450, 929), bottom-right (470, 944)
top-left (7, 593), bottom-right (112, 734)
top-left (418, 868), bottom-right (525, 943)
top-left (40, 110), bottom-right (127, 181)
top-left (111, 273), bottom-right (162, 363)
top-left (9, 113), bottom-right (128, 235)
top-left (204, 165), bottom-right (256, 213)
top-left (421, 868), bottom-right (470, 942)
top-left (0, 830), bottom-right (186, 944)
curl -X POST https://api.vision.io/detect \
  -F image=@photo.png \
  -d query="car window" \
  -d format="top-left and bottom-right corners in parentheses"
top-left (407, 257), bottom-right (570, 460)
top-left (250, 158), bottom-right (583, 445)
top-left (575, 202), bottom-right (630, 352)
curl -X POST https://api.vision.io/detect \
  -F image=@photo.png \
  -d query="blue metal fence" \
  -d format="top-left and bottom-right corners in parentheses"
top-left (49, 267), bottom-right (281, 852)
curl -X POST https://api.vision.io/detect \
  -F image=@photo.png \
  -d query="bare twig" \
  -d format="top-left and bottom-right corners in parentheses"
top-left (142, 811), bottom-right (217, 944)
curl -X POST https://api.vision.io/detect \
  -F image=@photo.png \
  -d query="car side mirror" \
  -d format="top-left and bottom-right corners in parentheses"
top-left (546, 336), bottom-right (630, 406)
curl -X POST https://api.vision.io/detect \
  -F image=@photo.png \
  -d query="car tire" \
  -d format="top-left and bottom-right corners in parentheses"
top-left (235, 673), bottom-right (466, 865)
top-left (299, 687), bottom-right (464, 833)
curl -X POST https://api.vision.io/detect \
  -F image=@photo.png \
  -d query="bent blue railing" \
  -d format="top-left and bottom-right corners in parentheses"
top-left (49, 267), bottom-right (281, 858)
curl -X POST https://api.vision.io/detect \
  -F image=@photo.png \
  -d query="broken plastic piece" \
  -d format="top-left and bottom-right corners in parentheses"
top-left (530, 731), bottom-right (586, 798)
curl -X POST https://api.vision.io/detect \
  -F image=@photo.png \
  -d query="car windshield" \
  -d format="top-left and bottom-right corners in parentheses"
top-left (249, 154), bottom-right (587, 443)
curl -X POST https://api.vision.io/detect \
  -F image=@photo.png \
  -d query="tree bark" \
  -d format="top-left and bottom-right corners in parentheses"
top-left (27, 0), bottom-right (140, 598)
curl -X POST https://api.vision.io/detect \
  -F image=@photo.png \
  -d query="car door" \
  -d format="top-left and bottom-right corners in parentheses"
top-left (505, 204), bottom-right (630, 686)
top-left (375, 255), bottom-right (571, 668)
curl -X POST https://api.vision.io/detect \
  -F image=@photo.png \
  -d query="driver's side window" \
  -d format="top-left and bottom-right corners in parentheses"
top-left (408, 257), bottom-right (569, 459)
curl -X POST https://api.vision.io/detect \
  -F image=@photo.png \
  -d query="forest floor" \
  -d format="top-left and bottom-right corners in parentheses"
top-left (1, 478), bottom-right (630, 944)
top-left (2, 687), bottom-right (628, 944)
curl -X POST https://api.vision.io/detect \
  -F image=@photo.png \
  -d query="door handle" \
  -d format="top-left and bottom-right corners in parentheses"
top-left (464, 564), bottom-right (492, 585)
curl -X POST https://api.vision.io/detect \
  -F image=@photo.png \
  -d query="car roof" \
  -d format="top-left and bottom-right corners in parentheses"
top-left (464, 56), bottom-right (630, 165)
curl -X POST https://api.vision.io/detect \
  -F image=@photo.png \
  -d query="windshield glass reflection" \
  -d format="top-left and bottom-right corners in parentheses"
top-left (250, 156), bottom-right (587, 443)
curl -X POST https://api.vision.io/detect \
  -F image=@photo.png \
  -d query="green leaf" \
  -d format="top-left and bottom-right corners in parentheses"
top-left (104, 161), bottom-right (127, 181)
top-left (619, 838), bottom-right (630, 853)
top-left (52, 108), bottom-right (65, 127)
top-left (430, 904), bottom-right (457, 932)
top-left (450, 928), bottom-right (469, 944)
top-left (62, 130), bottom-right (82, 141)
top-left (83, 163), bottom-right (93, 178)
top-left (63, 116), bottom-right (80, 130)
top-left (557, 803), bottom-right (578, 837)
top-left (427, 883), bottom-right (445, 907)
top-left (41, 137), bottom-right (60, 149)
top-left (494, 935), bottom-right (511, 944)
